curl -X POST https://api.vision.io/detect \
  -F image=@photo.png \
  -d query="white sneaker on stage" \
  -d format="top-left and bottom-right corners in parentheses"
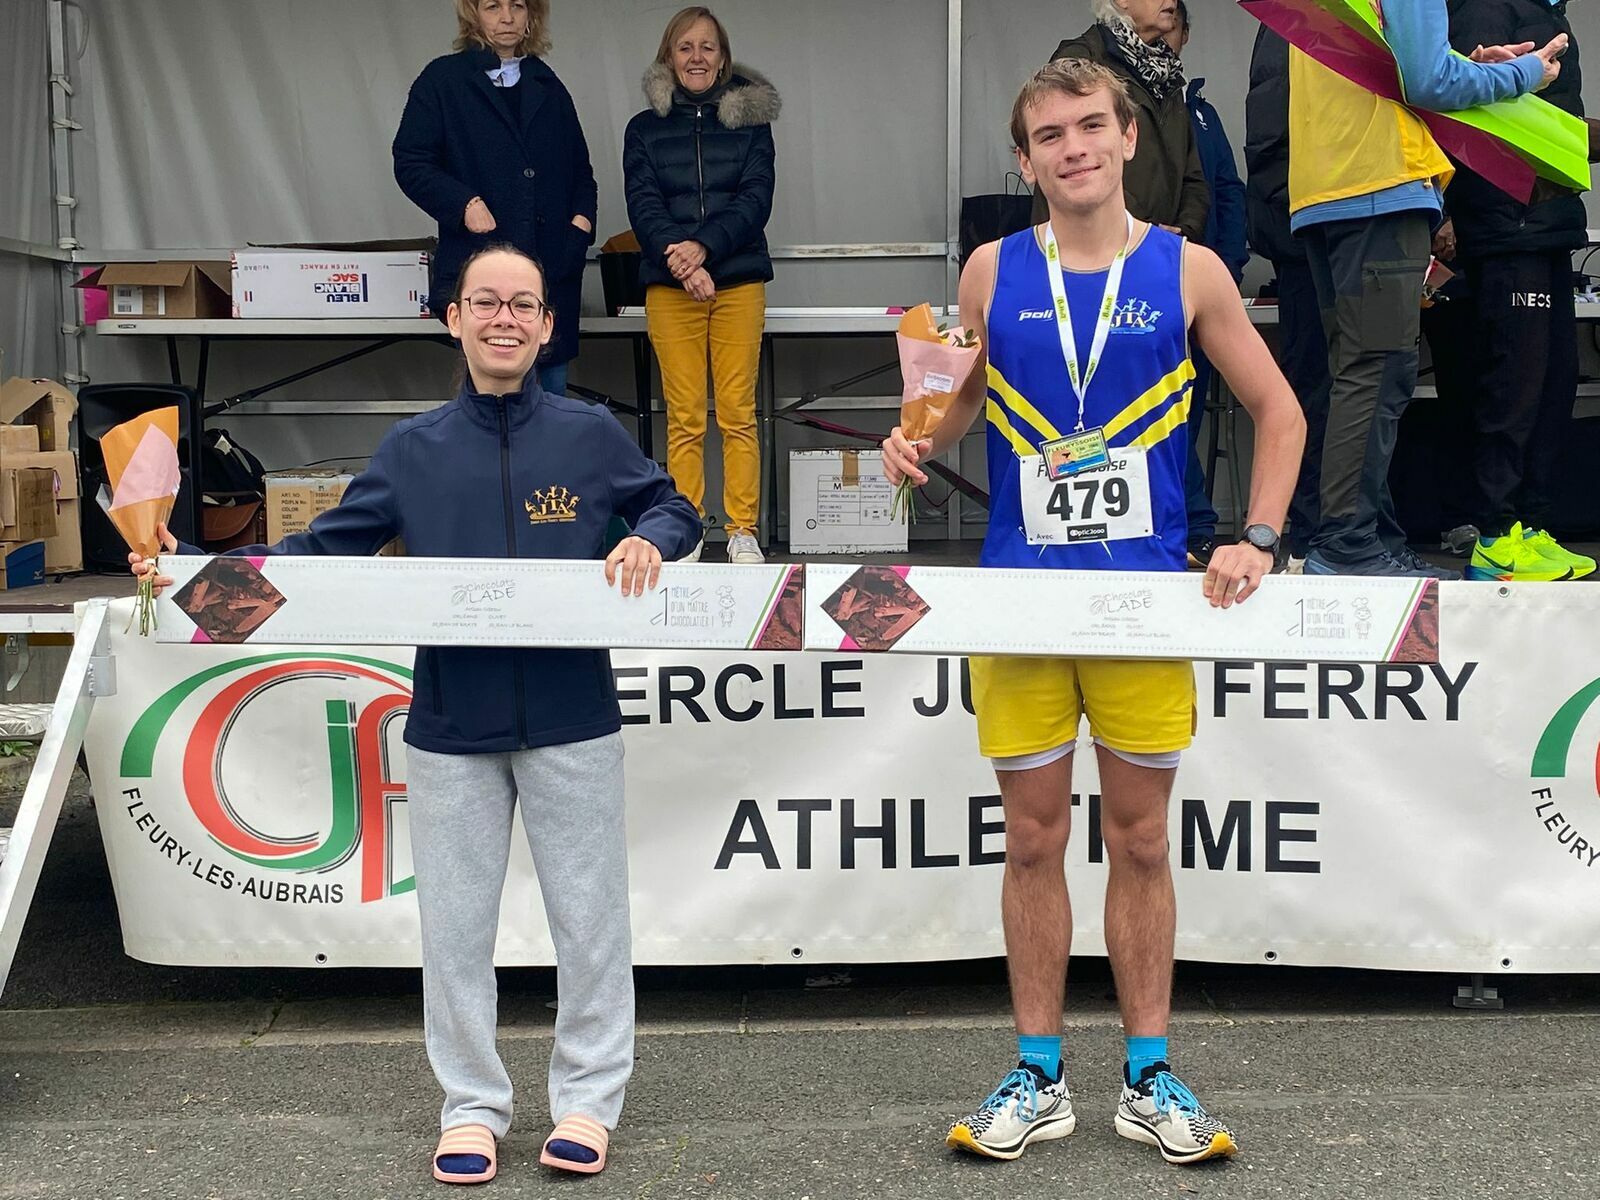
top-left (727, 532), bottom-right (764, 565)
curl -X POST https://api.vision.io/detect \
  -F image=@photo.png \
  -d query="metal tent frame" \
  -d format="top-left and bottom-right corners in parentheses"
top-left (5, 0), bottom-right (969, 390)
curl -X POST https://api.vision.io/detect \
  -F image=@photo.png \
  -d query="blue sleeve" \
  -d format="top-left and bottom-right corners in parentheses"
top-left (599, 413), bottom-right (702, 559)
top-left (694, 124), bottom-right (776, 264)
top-left (1205, 107), bottom-right (1249, 282)
top-left (392, 67), bottom-right (476, 228)
top-left (1385, 1), bottom-right (1541, 112)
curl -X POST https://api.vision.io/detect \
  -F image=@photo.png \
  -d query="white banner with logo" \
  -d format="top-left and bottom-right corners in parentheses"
top-left (83, 587), bottom-right (1600, 974)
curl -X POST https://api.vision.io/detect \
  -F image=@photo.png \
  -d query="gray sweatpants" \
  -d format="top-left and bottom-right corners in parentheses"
top-left (407, 733), bottom-right (633, 1137)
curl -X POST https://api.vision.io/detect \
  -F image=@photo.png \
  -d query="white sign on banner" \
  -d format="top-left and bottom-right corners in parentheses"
top-left (83, 589), bottom-right (1599, 974)
top-left (804, 564), bottom-right (1439, 662)
top-left (154, 556), bottom-right (805, 652)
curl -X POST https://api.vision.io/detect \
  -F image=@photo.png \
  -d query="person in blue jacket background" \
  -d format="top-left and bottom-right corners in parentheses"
top-left (393, 0), bottom-right (598, 397)
top-left (133, 245), bottom-right (700, 1185)
top-left (1167, 1), bottom-right (1247, 565)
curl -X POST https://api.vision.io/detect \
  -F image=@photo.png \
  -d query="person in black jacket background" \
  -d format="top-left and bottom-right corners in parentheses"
top-left (393, 0), bottom-right (598, 396)
top-left (1243, 24), bottom-right (1332, 568)
top-left (624, 6), bottom-right (778, 565)
top-left (1031, 0), bottom-right (1210, 241)
top-left (1435, 0), bottom-right (1597, 579)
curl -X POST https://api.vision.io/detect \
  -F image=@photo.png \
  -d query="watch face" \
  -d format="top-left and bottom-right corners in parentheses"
top-left (1246, 525), bottom-right (1277, 551)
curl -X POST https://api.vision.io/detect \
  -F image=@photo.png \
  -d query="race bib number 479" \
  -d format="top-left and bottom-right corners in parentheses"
top-left (1021, 447), bottom-right (1154, 545)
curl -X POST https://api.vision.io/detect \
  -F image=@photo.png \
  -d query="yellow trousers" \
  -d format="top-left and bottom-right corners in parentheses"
top-left (646, 280), bottom-right (765, 534)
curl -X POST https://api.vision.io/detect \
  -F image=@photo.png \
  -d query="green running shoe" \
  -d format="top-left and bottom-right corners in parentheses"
top-left (1522, 527), bottom-right (1597, 579)
top-left (1467, 523), bottom-right (1581, 582)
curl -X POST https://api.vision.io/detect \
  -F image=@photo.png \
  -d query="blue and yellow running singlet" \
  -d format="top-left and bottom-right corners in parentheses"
top-left (981, 224), bottom-right (1194, 572)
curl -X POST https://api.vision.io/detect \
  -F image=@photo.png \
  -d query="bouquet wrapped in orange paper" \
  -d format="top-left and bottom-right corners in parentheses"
top-left (97, 407), bottom-right (181, 634)
top-left (893, 304), bottom-right (981, 521)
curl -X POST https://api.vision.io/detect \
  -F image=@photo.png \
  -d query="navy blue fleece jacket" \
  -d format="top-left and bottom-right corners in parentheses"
top-left (188, 375), bottom-right (700, 754)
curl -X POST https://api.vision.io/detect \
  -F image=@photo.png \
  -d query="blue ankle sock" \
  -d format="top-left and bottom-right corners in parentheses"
top-left (546, 1139), bottom-right (600, 1165)
top-left (1126, 1035), bottom-right (1168, 1083)
top-left (1018, 1034), bottom-right (1062, 1081)
top-left (436, 1153), bottom-right (490, 1175)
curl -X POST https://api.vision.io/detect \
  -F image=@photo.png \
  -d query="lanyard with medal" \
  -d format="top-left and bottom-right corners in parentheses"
top-left (1038, 211), bottom-right (1134, 480)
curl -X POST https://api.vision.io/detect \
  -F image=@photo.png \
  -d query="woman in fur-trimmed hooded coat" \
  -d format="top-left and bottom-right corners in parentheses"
top-left (622, 6), bottom-right (779, 563)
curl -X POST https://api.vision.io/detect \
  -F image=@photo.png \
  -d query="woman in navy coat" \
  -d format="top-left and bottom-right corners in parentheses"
top-left (394, 0), bottom-right (597, 395)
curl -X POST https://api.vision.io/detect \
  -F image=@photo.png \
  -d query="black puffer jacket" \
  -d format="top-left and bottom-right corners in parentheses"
top-left (623, 63), bottom-right (779, 290)
top-left (1243, 25), bottom-right (1301, 265)
top-left (1444, 0), bottom-right (1587, 258)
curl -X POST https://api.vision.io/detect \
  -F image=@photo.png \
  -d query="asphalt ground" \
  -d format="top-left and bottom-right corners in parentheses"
top-left (0, 774), bottom-right (1597, 1199)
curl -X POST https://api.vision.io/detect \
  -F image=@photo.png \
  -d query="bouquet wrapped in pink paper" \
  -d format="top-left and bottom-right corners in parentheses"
top-left (893, 303), bottom-right (981, 521)
top-left (97, 407), bottom-right (181, 635)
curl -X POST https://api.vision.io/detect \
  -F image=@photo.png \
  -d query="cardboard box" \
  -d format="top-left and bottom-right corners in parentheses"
top-left (0, 469), bottom-right (58, 543)
top-left (788, 449), bottom-right (906, 555)
top-left (75, 261), bottom-right (232, 320)
top-left (0, 450), bottom-right (80, 573)
top-left (265, 470), bottom-right (352, 543)
top-left (45, 500), bottom-right (81, 574)
top-left (0, 541), bottom-right (46, 591)
top-left (265, 469), bottom-right (401, 555)
top-left (24, 450), bottom-right (79, 575)
top-left (232, 250), bottom-right (431, 318)
top-left (0, 425), bottom-right (39, 454)
top-left (0, 377), bottom-right (76, 452)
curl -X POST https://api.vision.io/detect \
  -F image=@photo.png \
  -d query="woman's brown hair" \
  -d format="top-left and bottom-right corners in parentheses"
top-left (453, 0), bottom-right (552, 58)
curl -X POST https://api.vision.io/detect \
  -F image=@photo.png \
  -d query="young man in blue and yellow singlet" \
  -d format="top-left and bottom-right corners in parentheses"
top-left (883, 58), bottom-right (1305, 1166)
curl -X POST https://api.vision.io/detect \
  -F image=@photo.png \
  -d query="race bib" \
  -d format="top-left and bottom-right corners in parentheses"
top-left (1021, 447), bottom-right (1154, 545)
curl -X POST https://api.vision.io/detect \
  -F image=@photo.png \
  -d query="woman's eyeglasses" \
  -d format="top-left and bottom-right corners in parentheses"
top-left (464, 292), bottom-right (546, 321)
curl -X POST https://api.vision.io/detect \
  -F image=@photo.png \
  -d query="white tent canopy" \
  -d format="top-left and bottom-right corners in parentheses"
top-left (5, 1), bottom-right (1283, 378)
top-left (4, 0), bottom-right (1598, 491)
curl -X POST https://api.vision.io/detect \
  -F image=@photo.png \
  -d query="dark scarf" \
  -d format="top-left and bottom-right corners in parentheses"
top-left (1103, 17), bottom-right (1185, 103)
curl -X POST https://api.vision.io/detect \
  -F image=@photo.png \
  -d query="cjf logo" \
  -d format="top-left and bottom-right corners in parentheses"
top-left (118, 654), bottom-right (415, 904)
top-left (1527, 679), bottom-right (1600, 869)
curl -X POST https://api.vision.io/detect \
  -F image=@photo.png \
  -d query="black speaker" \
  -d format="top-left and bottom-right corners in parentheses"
top-left (77, 383), bottom-right (204, 572)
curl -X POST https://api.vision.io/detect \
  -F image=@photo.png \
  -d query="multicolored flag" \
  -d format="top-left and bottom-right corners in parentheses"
top-left (1239, 0), bottom-right (1588, 201)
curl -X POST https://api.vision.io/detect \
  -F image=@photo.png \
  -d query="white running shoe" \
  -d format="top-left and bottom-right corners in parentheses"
top-left (946, 1064), bottom-right (1076, 1161)
top-left (1115, 1063), bottom-right (1238, 1164)
top-left (680, 538), bottom-right (703, 563)
top-left (727, 531), bottom-right (765, 565)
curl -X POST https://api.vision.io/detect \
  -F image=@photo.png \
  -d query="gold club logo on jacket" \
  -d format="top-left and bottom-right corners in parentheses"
top-left (526, 485), bottom-right (580, 523)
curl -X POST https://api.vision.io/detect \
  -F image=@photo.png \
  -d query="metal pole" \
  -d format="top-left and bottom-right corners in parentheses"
top-left (945, 0), bottom-right (963, 312)
top-left (46, 0), bottom-right (86, 386)
top-left (0, 601), bottom-right (110, 996)
top-left (945, 0), bottom-right (965, 540)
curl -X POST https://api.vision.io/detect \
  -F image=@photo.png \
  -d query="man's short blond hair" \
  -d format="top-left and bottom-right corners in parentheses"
top-left (1010, 59), bottom-right (1136, 150)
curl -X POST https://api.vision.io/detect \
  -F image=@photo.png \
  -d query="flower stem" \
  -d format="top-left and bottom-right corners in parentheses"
top-left (135, 558), bottom-right (158, 637)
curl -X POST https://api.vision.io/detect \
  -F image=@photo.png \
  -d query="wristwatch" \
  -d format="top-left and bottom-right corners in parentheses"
top-left (1241, 523), bottom-right (1281, 567)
